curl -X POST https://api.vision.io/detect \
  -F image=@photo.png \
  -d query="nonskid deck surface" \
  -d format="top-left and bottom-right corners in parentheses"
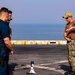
top-left (9, 45), bottom-right (69, 75)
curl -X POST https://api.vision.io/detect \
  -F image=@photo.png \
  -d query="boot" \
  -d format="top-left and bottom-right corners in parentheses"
top-left (64, 71), bottom-right (72, 75)
top-left (71, 72), bottom-right (75, 75)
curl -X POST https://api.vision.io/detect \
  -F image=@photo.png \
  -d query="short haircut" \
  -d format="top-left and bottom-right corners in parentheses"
top-left (0, 7), bottom-right (9, 13)
top-left (8, 10), bottom-right (12, 14)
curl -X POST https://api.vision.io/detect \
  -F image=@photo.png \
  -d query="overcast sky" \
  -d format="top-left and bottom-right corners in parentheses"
top-left (0, 0), bottom-right (75, 24)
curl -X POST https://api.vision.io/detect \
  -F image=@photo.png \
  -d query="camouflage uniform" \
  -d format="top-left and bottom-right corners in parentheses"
top-left (64, 20), bottom-right (75, 72)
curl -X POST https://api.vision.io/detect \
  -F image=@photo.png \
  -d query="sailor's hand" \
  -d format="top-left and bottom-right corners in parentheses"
top-left (66, 38), bottom-right (71, 41)
top-left (10, 50), bottom-right (14, 56)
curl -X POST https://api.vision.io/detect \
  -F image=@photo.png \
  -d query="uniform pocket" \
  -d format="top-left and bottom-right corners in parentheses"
top-left (71, 50), bottom-right (75, 57)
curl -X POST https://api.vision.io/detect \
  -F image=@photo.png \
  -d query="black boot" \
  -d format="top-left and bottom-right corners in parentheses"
top-left (71, 72), bottom-right (75, 75)
top-left (64, 71), bottom-right (75, 75)
top-left (64, 71), bottom-right (72, 75)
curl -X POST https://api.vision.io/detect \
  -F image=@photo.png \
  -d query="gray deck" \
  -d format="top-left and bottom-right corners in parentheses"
top-left (9, 45), bottom-right (69, 75)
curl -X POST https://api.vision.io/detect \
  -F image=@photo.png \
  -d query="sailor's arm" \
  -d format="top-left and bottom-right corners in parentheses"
top-left (67, 27), bottom-right (75, 34)
top-left (4, 37), bottom-right (14, 56)
top-left (64, 32), bottom-right (71, 41)
top-left (9, 27), bottom-right (12, 39)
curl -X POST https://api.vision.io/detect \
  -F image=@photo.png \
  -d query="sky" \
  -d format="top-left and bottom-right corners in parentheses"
top-left (0, 0), bottom-right (75, 24)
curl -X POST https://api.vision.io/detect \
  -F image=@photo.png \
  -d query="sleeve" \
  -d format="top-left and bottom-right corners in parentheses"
top-left (1, 24), bottom-right (9, 39)
top-left (64, 25), bottom-right (67, 33)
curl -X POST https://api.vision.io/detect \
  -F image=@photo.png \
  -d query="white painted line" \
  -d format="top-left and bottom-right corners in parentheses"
top-left (14, 60), bottom-right (68, 74)
top-left (34, 65), bottom-right (65, 74)
top-left (38, 60), bottom-right (68, 66)
top-left (15, 65), bottom-right (30, 70)
top-left (15, 65), bottom-right (65, 74)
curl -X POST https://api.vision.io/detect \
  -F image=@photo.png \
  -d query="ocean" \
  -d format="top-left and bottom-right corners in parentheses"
top-left (10, 24), bottom-right (65, 40)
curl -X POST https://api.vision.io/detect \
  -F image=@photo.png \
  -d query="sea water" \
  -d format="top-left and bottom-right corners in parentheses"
top-left (10, 24), bottom-right (65, 40)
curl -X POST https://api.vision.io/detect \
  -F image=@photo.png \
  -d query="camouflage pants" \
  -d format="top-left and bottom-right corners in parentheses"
top-left (67, 40), bottom-right (75, 71)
